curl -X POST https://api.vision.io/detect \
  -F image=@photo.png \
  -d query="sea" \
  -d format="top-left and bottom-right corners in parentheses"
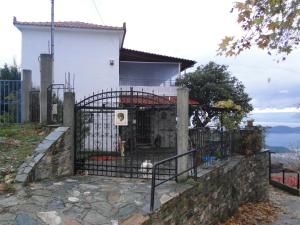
top-left (251, 112), bottom-right (300, 151)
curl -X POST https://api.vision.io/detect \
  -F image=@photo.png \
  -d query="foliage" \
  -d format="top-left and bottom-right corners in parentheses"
top-left (176, 62), bottom-right (253, 128)
top-left (220, 113), bottom-right (245, 130)
top-left (215, 100), bottom-right (243, 129)
top-left (0, 123), bottom-right (47, 183)
top-left (0, 113), bottom-right (15, 124)
top-left (215, 99), bottom-right (242, 111)
top-left (0, 62), bottom-right (21, 80)
top-left (218, 0), bottom-right (300, 59)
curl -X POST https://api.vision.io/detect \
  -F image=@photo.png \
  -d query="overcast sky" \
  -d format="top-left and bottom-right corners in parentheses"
top-left (1, 0), bottom-right (300, 111)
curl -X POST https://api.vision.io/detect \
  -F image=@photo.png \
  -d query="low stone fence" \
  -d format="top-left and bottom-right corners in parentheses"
top-left (143, 151), bottom-right (269, 225)
top-left (15, 127), bottom-right (73, 183)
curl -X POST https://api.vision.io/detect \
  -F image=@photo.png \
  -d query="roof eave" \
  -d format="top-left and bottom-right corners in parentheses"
top-left (120, 48), bottom-right (196, 71)
top-left (120, 22), bottom-right (126, 49)
top-left (13, 17), bottom-right (125, 32)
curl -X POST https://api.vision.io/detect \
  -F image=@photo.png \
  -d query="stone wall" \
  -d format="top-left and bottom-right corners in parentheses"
top-left (15, 127), bottom-right (73, 183)
top-left (144, 151), bottom-right (269, 225)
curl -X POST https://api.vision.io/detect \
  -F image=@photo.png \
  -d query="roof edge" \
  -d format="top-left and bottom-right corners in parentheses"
top-left (120, 48), bottom-right (196, 71)
top-left (13, 16), bottom-right (125, 32)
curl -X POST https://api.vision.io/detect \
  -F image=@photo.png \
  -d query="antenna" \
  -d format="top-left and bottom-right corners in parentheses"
top-left (51, 0), bottom-right (54, 56)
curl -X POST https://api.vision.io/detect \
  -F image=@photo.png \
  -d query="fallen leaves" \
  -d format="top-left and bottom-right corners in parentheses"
top-left (219, 201), bottom-right (282, 225)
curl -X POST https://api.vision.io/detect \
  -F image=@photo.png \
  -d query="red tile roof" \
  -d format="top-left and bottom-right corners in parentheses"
top-left (13, 17), bottom-right (125, 31)
top-left (120, 96), bottom-right (199, 105)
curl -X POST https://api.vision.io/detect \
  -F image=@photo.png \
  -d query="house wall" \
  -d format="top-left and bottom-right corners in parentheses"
top-left (20, 28), bottom-right (121, 99)
top-left (119, 61), bottom-right (180, 86)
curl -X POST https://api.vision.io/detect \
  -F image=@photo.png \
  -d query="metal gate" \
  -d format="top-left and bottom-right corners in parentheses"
top-left (47, 84), bottom-right (65, 124)
top-left (74, 89), bottom-right (177, 179)
top-left (30, 90), bottom-right (40, 122)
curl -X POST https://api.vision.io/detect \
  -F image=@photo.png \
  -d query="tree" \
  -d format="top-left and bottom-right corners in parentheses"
top-left (0, 63), bottom-right (21, 80)
top-left (176, 62), bottom-right (253, 128)
top-left (218, 0), bottom-right (300, 59)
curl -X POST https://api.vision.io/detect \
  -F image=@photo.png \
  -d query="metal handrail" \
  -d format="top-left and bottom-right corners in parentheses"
top-left (270, 152), bottom-right (300, 189)
top-left (119, 77), bottom-right (177, 87)
top-left (150, 148), bottom-right (199, 211)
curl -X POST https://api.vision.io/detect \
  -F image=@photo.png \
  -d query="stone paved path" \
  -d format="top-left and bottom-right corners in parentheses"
top-left (0, 176), bottom-right (191, 225)
top-left (265, 187), bottom-right (300, 225)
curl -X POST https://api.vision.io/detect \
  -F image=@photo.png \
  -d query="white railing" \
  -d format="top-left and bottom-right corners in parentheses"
top-left (119, 78), bottom-right (177, 87)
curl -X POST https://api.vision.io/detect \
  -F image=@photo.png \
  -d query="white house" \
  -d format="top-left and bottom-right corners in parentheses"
top-left (14, 17), bottom-right (195, 99)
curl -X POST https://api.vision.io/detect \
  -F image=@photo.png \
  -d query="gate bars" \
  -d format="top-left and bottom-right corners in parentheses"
top-left (74, 89), bottom-right (177, 179)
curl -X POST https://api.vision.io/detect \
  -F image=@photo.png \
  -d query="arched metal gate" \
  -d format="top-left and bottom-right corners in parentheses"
top-left (74, 89), bottom-right (177, 178)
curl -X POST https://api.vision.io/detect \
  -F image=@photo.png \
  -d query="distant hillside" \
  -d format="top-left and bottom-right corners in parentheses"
top-left (266, 145), bottom-right (292, 153)
top-left (267, 126), bottom-right (300, 134)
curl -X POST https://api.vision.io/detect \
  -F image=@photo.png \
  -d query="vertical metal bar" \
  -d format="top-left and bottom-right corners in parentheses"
top-left (150, 166), bottom-right (156, 212)
top-left (17, 81), bottom-right (21, 123)
top-left (90, 94), bottom-right (95, 174)
top-left (83, 97), bottom-right (87, 173)
top-left (10, 81), bottom-right (14, 122)
top-left (297, 173), bottom-right (300, 189)
top-left (74, 106), bottom-right (77, 174)
top-left (105, 92), bottom-right (108, 175)
top-left (193, 149), bottom-right (197, 180)
top-left (4, 81), bottom-right (6, 123)
top-left (175, 158), bottom-right (178, 182)
top-left (101, 90), bottom-right (104, 176)
top-left (87, 100), bottom-right (90, 164)
top-left (14, 81), bottom-right (17, 123)
top-left (119, 89), bottom-right (122, 175)
top-left (110, 89), bottom-right (113, 177)
top-left (96, 92), bottom-right (99, 175)
top-left (269, 151), bottom-right (271, 182)
top-left (0, 81), bottom-right (2, 124)
top-left (130, 87), bottom-right (133, 178)
top-left (15, 81), bottom-right (17, 123)
top-left (115, 89), bottom-right (118, 176)
top-left (8, 81), bottom-right (10, 122)
top-left (15, 81), bottom-right (18, 123)
top-left (283, 169), bottom-right (285, 184)
top-left (92, 92), bottom-right (95, 175)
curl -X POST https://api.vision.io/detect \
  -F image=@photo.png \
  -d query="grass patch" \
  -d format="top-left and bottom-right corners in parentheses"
top-left (0, 123), bottom-right (48, 182)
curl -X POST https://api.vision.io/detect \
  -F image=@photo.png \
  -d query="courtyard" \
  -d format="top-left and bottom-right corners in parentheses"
top-left (0, 175), bottom-right (191, 225)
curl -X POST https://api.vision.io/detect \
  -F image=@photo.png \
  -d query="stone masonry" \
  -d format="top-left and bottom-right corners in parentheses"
top-left (144, 151), bottom-right (269, 225)
top-left (15, 127), bottom-right (72, 183)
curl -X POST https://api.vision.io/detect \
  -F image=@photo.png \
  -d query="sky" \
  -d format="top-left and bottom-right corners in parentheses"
top-left (1, 0), bottom-right (300, 112)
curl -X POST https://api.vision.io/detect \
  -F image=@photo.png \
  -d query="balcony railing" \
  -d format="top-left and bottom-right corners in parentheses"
top-left (119, 78), bottom-right (177, 87)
